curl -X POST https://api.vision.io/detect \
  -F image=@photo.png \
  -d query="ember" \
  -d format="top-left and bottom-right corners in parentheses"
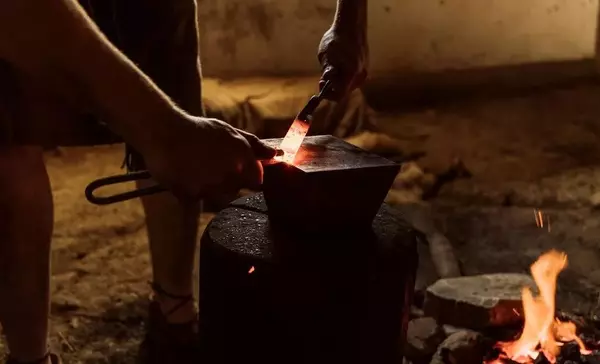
top-left (533, 209), bottom-right (551, 232)
top-left (485, 250), bottom-right (597, 364)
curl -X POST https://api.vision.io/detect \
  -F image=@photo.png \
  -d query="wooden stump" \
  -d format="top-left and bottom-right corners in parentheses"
top-left (199, 193), bottom-right (419, 364)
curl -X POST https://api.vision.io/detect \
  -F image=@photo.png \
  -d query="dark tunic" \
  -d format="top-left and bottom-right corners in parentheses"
top-left (0, 0), bottom-right (203, 170)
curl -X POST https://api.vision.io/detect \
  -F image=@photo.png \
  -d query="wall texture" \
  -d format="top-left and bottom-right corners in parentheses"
top-left (197, 0), bottom-right (599, 79)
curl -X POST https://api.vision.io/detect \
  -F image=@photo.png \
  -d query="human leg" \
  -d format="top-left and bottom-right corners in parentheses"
top-left (88, 0), bottom-right (205, 361)
top-left (0, 146), bottom-right (54, 364)
top-left (116, 0), bottom-right (204, 321)
top-left (130, 4), bottom-right (204, 362)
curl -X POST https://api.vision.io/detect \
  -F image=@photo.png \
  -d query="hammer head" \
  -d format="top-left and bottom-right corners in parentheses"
top-left (262, 135), bottom-right (400, 233)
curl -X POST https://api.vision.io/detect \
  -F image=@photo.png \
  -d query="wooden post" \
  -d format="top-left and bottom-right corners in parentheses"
top-left (595, 2), bottom-right (600, 73)
top-left (198, 193), bottom-right (419, 364)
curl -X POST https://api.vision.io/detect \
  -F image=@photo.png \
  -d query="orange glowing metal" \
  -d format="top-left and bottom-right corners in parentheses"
top-left (275, 119), bottom-right (310, 164)
top-left (485, 250), bottom-right (591, 364)
top-left (248, 266), bottom-right (255, 274)
top-left (276, 81), bottom-right (331, 165)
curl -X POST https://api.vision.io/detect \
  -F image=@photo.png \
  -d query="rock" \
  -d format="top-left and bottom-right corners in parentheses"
top-left (386, 188), bottom-right (424, 205)
top-left (50, 297), bottom-right (82, 313)
top-left (424, 273), bottom-right (536, 329)
top-left (590, 191), bottom-right (600, 208)
top-left (344, 131), bottom-right (405, 155)
top-left (442, 325), bottom-right (478, 336)
top-left (411, 306), bottom-right (425, 318)
top-left (394, 162), bottom-right (426, 189)
top-left (533, 353), bottom-right (552, 364)
top-left (404, 317), bottom-right (447, 363)
top-left (414, 239), bottom-right (440, 297)
top-left (430, 331), bottom-right (487, 364)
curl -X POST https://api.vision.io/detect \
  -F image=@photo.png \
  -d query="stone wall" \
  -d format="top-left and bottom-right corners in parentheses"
top-left (197, 0), bottom-right (599, 79)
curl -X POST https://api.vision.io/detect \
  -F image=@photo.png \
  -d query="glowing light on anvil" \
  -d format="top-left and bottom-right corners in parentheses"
top-left (275, 118), bottom-right (310, 164)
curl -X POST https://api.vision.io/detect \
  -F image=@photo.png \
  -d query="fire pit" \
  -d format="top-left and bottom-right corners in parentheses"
top-left (482, 251), bottom-right (600, 364)
top-left (405, 250), bottom-right (600, 364)
top-left (198, 136), bottom-right (419, 364)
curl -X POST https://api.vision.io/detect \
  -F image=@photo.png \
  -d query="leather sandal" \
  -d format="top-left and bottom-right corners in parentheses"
top-left (137, 283), bottom-right (201, 364)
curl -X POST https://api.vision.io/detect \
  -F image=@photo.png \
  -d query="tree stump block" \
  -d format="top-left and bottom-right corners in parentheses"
top-left (199, 193), bottom-right (419, 364)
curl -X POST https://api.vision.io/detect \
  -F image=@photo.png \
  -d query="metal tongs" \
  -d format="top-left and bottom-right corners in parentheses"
top-left (84, 81), bottom-right (332, 205)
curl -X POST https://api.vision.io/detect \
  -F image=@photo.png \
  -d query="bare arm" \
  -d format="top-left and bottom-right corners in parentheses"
top-left (0, 0), bottom-right (185, 153)
top-left (332, 0), bottom-right (367, 38)
top-left (317, 0), bottom-right (368, 99)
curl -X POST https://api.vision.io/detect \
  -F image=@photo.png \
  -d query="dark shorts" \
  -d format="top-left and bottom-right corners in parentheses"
top-left (0, 0), bottom-right (203, 170)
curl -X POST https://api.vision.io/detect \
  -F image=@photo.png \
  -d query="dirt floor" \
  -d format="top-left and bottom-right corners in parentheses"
top-left (2, 81), bottom-right (600, 362)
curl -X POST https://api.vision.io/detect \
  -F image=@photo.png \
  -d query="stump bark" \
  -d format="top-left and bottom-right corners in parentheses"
top-left (199, 193), bottom-right (419, 364)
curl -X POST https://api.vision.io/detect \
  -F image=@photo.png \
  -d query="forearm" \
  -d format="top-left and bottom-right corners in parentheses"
top-left (333, 0), bottom-right (367, 38)
top-left (0, 0), bottom-right (183, 152)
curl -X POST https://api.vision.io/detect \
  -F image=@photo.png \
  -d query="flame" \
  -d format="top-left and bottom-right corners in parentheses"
top-left (275, 119), bottom-right (310, 164)
top-left (248, 266), bottom-right (255, 274)
top-left (487, 250), bottom-right (591, 363)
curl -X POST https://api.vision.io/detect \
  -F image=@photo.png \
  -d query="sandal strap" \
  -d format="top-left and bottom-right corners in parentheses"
top-left (149, 281), bottom-right (195, 317)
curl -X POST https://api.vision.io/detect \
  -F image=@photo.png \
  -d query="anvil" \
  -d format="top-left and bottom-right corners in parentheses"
top-left (261, 135), bottom-right (400, 233)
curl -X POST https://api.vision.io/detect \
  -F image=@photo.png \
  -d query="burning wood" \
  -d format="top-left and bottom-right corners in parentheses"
top-left (485, 250), bottom-right (595, 364)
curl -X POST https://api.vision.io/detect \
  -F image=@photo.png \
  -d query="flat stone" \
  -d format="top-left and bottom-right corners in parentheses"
top-left (424, 273), bottom-right (536, 329)
top-left (442, 325), bottom-right (478, 336)
top-left (404, 317), bottom-right (447, 363)
top-left (429, 331), bottom-right (487, 364)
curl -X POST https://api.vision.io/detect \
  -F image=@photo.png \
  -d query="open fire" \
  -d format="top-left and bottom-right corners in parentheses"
top-left (485, 250), bottom-right (595, 364)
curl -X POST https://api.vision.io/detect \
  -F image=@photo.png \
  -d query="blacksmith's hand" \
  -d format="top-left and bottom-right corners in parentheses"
top-left (318, 25), bottom-right (368, 102)
top-left (142, 113), bottom-right (279, 202)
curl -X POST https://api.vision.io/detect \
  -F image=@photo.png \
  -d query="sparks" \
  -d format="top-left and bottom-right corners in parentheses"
top-left (533, 209), bottom-right (551, 232)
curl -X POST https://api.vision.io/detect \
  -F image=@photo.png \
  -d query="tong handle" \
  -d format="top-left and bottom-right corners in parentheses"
top-left (85, 170), bottom-right (168, 205)
top-left (317, 79), bottom-right (333, 99)
top-left (296, 80), bottom-right (332, 121)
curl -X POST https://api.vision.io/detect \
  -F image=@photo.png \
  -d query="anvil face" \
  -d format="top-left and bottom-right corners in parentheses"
top-left (261, 135), bottom-right (400, 233)
top-left (263, 135), bottom-right (397, 173)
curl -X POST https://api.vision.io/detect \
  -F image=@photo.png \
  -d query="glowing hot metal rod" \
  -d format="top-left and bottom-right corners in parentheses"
top-left (276, 81), bottom-right (332, 164)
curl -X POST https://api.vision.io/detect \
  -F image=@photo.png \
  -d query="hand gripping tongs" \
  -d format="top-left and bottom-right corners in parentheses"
top-left (84, 81), bottom-right (332, 205)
